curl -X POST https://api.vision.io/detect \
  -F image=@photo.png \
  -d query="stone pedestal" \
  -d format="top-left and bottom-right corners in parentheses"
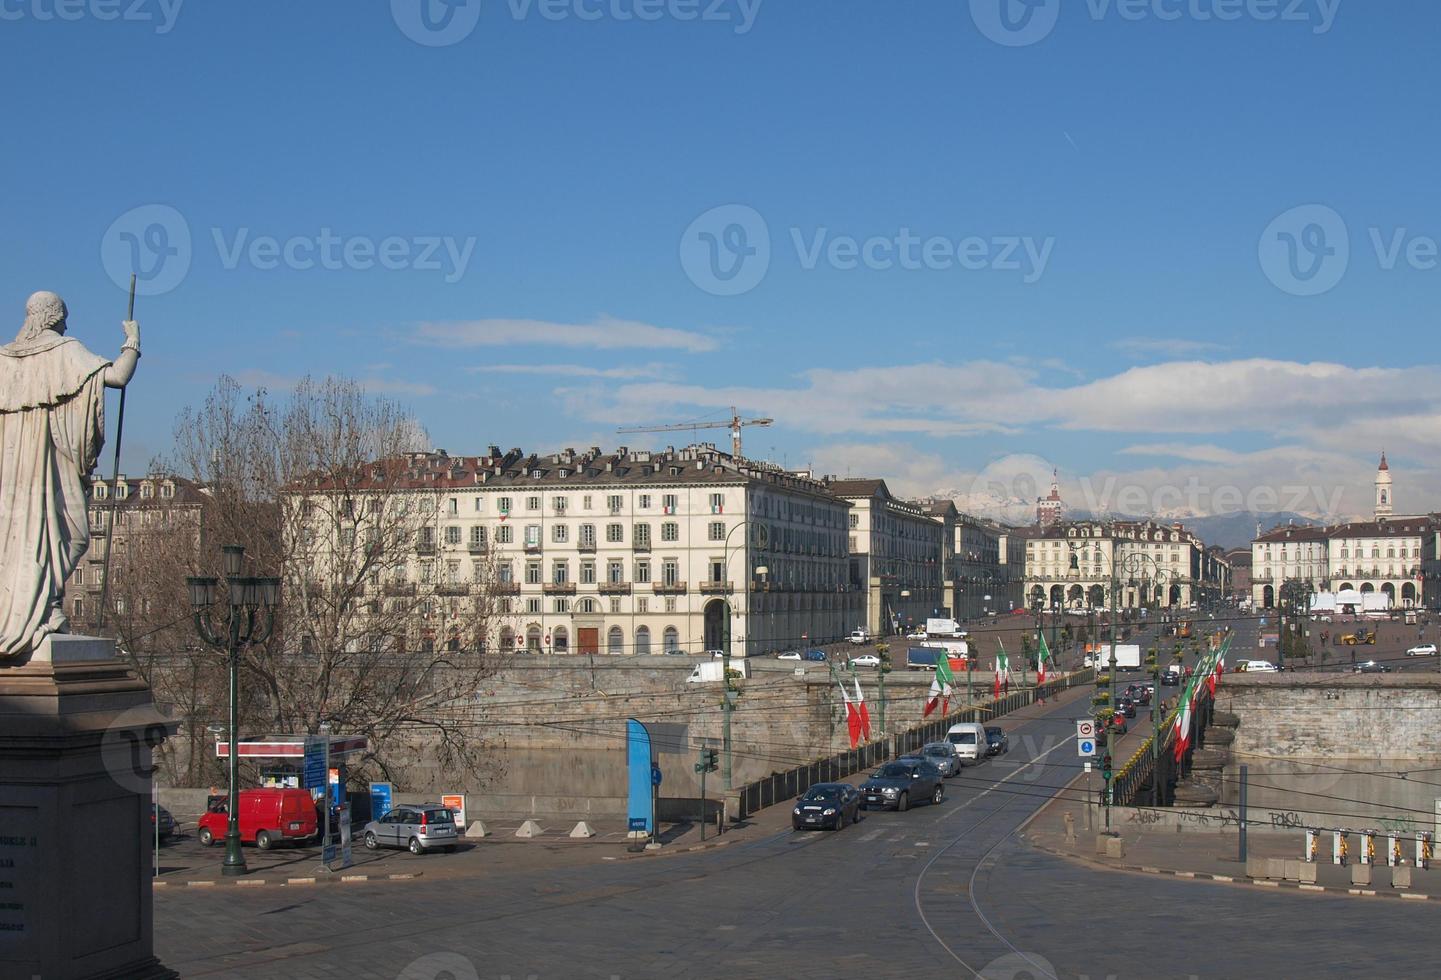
top-left (0, 635), bottom-right (177, 980)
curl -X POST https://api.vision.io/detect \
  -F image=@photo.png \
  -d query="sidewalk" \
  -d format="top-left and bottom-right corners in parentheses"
top-left (1022, 768), bottom-right (1441, 902)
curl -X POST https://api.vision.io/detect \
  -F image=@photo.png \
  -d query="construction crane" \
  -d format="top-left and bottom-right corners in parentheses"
top-left (617, 406), bottom-right (773, 459)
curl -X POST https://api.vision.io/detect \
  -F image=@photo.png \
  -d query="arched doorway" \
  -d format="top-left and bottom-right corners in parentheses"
top-left (1403, 583), bottom-right (1417, 607)
top-left (1263, 585), bottom-right (1275, 609)
top-left (1030, 585), bottom-right (1046, 606)
top-left (1382, 583), bottom-right (1396, 606)
top-left (553, 626), bottom-right (569, 654)
top-left (1360, 583), bottom-right (1376, 594)
top-left (500, 626), bottom-right (515, 651)
top-left (635, 626), bottom-right (651, 656)
top-left (526, 625), bottom-right (542, 652)
top-left (663, 626), bottom-right (680, 653)
top-left (1169, 584), bottom-right (1182, 607)
top-left (607, 626), bottom-right (624, 655)
top-left (1067, 585), bottom-right (1084, 608)
top-left (1049, 585), bottom-right (1063, 608)
top-left (1088, 585), bottom-right (1105, 608)
top-left (703, 598), bottom-right (727, 651)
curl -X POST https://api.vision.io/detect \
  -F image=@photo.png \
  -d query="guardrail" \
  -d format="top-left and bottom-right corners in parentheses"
top-left (1109, 684), bottom-right (1214, 807)
top-left (735, 668), bottom-right (1094, 819)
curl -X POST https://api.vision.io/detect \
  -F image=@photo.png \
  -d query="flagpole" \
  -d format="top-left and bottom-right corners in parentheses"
top-left (97, 274), bottom-right (136, 631)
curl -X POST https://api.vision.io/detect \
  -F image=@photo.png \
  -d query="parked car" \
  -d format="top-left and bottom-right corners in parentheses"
top-left (665, 647), bottom-right (689, 656)
top-left (860, 760), bottom-right (944, 811)
top-left (944, 722), bottom-right (988, 765)
top-left (849, 629), bottom-right (871, 645)
top-left (849, 653), bottom-right (882, 668)
top-left (706, 649), bottom-right (728, 659)
top-left (196, 788), bottom-right (319, 850)
top-left (1407, 644), bottom-right (1438, 657)
top-left (362, 803), bottom-right (459, 854)
top-left (151, 803), bottom-right (176, 841)
top-left (791, 783), bottom-right (861, 831)
top-left (984, 727), bottom-right (1009, 756)
top-left (1238, 660), bottom-right (1278, 673)
top-left (803, 649), bottom-right (827, 662)
top-left (776, 650), bottom-right (802, 661)
top-left (1353, 659), bottom-right (1392, 674)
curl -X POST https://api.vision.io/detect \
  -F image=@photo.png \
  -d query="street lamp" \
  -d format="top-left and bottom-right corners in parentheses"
top-left (187, 544), bottom-right (281, 877)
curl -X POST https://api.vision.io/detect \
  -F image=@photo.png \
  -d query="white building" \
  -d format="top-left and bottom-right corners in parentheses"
top-left (825, 478), bottom-right (944, 635)
top-left (292, 444), bottom-right (859, 657)
top-left (1023, 520), bottom-right (1216, 611)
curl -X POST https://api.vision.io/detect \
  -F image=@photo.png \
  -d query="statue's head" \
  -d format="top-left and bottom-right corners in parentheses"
top-left (18, 291), bottom-right (67, 342)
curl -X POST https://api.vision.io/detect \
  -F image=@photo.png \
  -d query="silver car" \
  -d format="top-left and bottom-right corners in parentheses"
top-left (362, 804), bottom-right (459, 854)
top-left (920, 742), bottom-right (960, 777)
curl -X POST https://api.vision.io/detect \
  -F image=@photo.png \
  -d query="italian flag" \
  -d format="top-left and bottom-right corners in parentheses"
top-left (1172, 667), bottom-right (1201, 762)
top-left (837, 680), bottom-right (862, 749)
top-left (994, 642), bottom-right (1011, 699)
top-left (1036, 630), bottom-right (1052, 685)
top-left (923, 655), bottom-right (955, 718)
top-left (854, 677), bottom-right (871, 742)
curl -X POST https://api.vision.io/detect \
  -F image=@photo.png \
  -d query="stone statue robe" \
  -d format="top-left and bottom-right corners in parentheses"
top-left (0, 332), bottom-right (111, 660)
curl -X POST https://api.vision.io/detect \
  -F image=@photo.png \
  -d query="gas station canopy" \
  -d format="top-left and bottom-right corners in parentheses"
top-left (214, 734), bottom-right (368, 759)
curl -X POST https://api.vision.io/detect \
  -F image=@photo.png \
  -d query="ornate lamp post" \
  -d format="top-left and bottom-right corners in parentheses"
top-left (187, 544), bottom-right (281, 877)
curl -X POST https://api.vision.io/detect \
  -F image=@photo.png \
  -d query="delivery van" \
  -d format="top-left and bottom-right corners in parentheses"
top-left (196, 788), bottom-right (318, 850)
top-left (944, 722), bottom-right (988, 765)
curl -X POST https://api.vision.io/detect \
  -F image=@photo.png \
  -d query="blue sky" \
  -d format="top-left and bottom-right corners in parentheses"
top-left (3, 0), bottom-right (1438, 520)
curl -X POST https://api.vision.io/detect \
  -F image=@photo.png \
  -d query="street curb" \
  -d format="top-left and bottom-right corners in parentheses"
top-left (154, 871), bottom-right (424, 889)
top-left (1029, 840), bottom-right (1441, 904)
top-left (623, 837), bottom-right (740, 859)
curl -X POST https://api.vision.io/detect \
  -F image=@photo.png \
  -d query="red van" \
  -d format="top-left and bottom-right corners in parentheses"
top-left (197, 788), bottom-right (319, 849)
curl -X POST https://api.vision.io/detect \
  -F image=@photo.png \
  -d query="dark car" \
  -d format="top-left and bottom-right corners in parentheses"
top-left (1161, 668), bottom-right (1181, 687)
top-left (791, 783), bottom-right (861, 831)
top-left (860, 760), bottom-right (945, 812)
top-left (1353, 660), bottom-right (1392, 674)
top-left (1102, 713), bottom-right (1128, 735)
top-left (984, 726), bottom-right (1009, 756)
top-left (1116, 698), bottom-right (1137, 719)
top-left (151, 803), bottom-right (176, 841)
top-left (803, 649), bottom-right (827, 662)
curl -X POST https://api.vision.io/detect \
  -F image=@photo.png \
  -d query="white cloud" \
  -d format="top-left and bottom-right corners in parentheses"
top-left (413, 315), bottom-right (719, 353)
top-left (477, 363), bottom-right (671, 380)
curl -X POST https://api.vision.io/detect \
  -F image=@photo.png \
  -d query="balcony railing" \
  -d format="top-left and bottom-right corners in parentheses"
top-left (415, 541), bottom-right (436, 555)
top-left (493, 582), bottom-right (521, 596)
top-left (699, 580), bottom-right (733, 594)
top-left (599, 582), bottom-right (632, 594)
top-left (524, 542), bottom-right (542, 553)
top-left (632, 542), bottom-right (651, 553)
top-left (578, 540), bottom-right (597, 553)
top-left (543, 582), bottom-right (577, 595)
top-left (467, 542), bottom-right (488, 554)
top-left (436, 584), bottom-right (470, 597)
top-left (383, 583), bottom-right (416, 596)
top-left (653, 581), bottom-right (687, 594)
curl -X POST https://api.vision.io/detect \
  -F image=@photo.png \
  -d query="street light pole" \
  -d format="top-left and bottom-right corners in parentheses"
top-left (187, 545), bottom-right (280, 878)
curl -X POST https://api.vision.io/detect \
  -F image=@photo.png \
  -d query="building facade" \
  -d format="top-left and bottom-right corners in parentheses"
top-left (290, 444), bottom-right (859, 658)
top-left (825, 478), bottom-right (943, 635)
top-left (1023, 520), bottom-right (1217, 611)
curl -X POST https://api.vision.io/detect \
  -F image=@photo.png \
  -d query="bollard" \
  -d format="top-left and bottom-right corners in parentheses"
top-left (1418, 832), bottom-right (1433, 870)
top-left (1064, 811), bottom-right (1077, 845)
top-left (1304, 829), bottom-right (1318, 863)
top-left (1333, 830), bottom-right (1347, 866)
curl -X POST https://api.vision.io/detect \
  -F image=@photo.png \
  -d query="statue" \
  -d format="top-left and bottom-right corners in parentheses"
top-left (0, 291), bottom-right (139, 662)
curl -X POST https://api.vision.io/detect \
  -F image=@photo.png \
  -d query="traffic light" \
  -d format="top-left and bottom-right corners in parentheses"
top-left (695, 748), bottom-right (718, 774)
top-left (1101, 754), bottom-right (1114, 783)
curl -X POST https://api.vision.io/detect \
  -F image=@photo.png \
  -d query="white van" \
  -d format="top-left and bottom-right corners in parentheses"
top-left (944, 722), bottom-right (988, 765)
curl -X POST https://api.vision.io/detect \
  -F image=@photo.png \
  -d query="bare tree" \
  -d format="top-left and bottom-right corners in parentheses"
top-left (165, 375), bottom-right (503, 788)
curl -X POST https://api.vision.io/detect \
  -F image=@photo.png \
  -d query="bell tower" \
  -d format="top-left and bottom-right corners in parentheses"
top-left (1375, 451), bottom-right (1393, 519)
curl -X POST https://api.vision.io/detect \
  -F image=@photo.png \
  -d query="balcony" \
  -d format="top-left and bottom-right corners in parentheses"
top-left (436, 584), bottom-right (470, 597)
top-left (415, 541), bottom-right (436, 555)
top-left (653, 581), bottom-right (687, 595)
top-left (699, 580), bottom-right (733, 595)
top-left (524, 541), bottom-right (542, 553)
top-left (383, 583), bottom-right (416, 597)
top-left (493, 582), bottom-right (521, 596)
top-left (632, 542), bottom-right (651, 553)
top-left (578, 540), bottom-right (597, 553)
top-left (599, 582), bottom-right (632, 595)
top-left (543, 582), bottom-right (577, 595)
top-left (467, 542), bottom-right (488, 554)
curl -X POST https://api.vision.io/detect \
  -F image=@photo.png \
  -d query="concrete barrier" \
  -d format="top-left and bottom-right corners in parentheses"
top-left (1299, 863), bottom-right (1318, 884)
top-left (1265, 858), bottom-right (1285, 880)
top-left (1246, 857), bottom-right (1268, 879)
top-left (465, 821), bottom-right (490, 838)
top-left (1352, 864), bottom-right (1372, 886)
top-left (1282, 859), bottom-right (1302, 881)
top-left (1393, 866), bottom-right (1412, 889)
top-left (569, 822), bottom-right (596, 839)
top-left (515, 820), bottom-right (544, 839)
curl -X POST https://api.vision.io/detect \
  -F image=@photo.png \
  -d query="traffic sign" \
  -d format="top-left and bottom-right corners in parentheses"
top-left (651, 764), bottom-right (663, 787)
top-left (302, 736), bottom-right (327, 790)
top-left (1077, 739), bottom-right (1096, 756)
top-left (1076, 719), bottom-right (1095, 740)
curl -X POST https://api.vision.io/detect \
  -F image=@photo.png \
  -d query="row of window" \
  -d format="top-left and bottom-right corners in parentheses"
top-left (91, 482), bottom-right (176, 501)
top-left (425, 491), bottom-right (722, 516)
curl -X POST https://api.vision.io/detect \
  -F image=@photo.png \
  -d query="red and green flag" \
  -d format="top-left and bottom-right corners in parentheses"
top-left (1036, 630), bottom-right (1052, 685)
top-left (923, 655), bottom-right (956, 717)
top-left (994, 642), bottom-right (1011, 699)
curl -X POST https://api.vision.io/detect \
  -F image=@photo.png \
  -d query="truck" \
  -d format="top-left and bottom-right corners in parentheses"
top-left (906, 646), bottom-right (968, 671)
top-left (685, 661), bottom-right (752, 684)
top-left (1092, 644), bottom-right (1141, 670)
top-left (925, 618), bottom-right (964, 638)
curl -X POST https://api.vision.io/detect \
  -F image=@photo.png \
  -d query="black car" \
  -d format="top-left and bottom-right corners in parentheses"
top-left (860, 760), bottom-right (945, 812)
top-left (984, 726), bottom-right (1009, 756)
top-left (1116, 698), bottom-right (1137, 718)
top-left (1353, 660), bottom-right (1392, 674)
top-left (1161, 668), bottom-right (1181, 687)
top-left (792, 783), bottom-right (861, 831)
